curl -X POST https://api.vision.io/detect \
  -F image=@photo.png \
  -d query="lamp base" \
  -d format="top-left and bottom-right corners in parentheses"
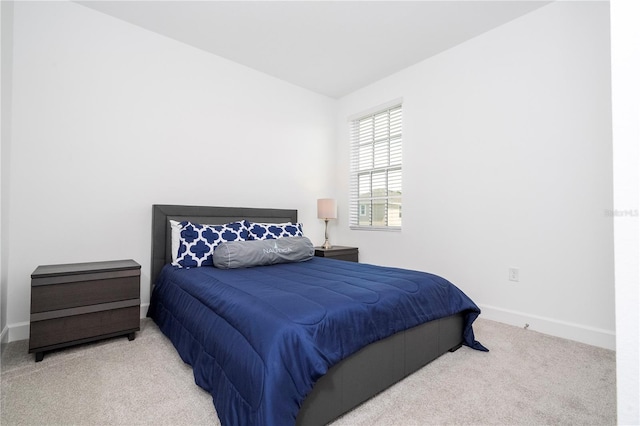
top-left (322, 240), bottom-right (332, 250)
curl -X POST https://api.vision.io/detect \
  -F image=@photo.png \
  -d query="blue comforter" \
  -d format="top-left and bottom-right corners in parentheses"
top-left (148, 257), bottom-right (486, 426)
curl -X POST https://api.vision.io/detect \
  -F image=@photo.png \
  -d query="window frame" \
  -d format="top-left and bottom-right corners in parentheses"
top-left (348, 100), bottom-right (403, 231)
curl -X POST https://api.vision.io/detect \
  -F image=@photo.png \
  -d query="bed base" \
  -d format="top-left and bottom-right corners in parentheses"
top-left (297, 313), bottom-right (464, 425)
top-left (150, 205), bottom-right (465, 426)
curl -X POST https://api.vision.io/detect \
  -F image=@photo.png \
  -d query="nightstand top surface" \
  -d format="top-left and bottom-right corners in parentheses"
top-left (314, 246), bottom-right (358, 252)
top-left (32, 259), bottom-right (140, 278)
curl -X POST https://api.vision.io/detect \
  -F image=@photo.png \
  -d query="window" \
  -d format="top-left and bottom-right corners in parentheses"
top-left (349, 103), bottom-right (402, 230)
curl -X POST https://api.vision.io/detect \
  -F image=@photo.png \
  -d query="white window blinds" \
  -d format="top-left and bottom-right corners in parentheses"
top-left (349, 103), bottom-right (402, 230)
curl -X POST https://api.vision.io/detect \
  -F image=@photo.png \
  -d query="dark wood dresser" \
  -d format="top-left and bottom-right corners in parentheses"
top-left (314, 246), bottom-right (359, 263)
top-left (29, 259), bottom-right (141, 362)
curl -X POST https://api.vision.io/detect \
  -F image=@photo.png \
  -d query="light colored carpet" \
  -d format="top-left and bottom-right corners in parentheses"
top-left (1, 318), bottom-right (616, 425)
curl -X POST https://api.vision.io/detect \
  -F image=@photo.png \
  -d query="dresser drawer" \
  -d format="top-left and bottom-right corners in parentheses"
top-left (31, 275), bottom-right (139, 313)
top-left (314, 246), bottom-right (359, 263)
top-left (29, 306), bottom-right (140, 351)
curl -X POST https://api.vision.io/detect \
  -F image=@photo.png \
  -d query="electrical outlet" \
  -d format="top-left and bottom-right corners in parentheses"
top-left (508, 267), bottom-right (519, 282)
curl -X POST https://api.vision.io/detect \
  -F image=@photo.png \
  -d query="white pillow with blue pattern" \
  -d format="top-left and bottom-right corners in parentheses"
top-left (246, 221), bottom-right (304, 240)
top-left (173, 220), bottom-right (249, 268)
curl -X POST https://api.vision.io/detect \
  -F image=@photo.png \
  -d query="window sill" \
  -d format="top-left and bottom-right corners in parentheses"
top-left (349, 226), bottom-right (401, 232)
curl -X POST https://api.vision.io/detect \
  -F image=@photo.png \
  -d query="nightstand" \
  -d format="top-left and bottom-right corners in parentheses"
top-left (29, 259), bottom-right (141, 362)
top-left (314, 246), bottom-right (359, 263)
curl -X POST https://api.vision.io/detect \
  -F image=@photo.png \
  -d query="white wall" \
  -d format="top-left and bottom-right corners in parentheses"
top-left (611, 0), bottom-right (640, 423)
top-left (335, 2), bottom-right (615, 349)
top-left (0, 0), bottom-right (14, 350)
top-left (4, 1), bottom-right (336, 339)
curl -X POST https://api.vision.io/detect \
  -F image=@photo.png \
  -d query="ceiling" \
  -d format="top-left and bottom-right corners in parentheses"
top-left (77, 1), bottom-right (551, 98)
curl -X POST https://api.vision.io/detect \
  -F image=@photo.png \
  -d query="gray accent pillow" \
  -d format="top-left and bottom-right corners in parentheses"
top-left (213, 236), bottom-right (315, 269)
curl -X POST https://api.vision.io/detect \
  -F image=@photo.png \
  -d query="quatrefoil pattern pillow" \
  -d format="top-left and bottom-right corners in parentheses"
top-left (173, 221), bottom-right (249, 268)
top-left (246, 221), bottom-right (304, 240)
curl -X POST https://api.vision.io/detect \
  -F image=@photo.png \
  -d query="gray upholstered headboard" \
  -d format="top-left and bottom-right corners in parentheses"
top-left (150, 204), bottom-right (298, 289)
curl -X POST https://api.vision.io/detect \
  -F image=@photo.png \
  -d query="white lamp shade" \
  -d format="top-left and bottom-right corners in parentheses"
top-left (317, 198), bottom-right (337, 219)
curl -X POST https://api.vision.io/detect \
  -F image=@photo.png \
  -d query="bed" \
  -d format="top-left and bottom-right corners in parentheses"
top-left (148, 204), bottom-right (487, 426)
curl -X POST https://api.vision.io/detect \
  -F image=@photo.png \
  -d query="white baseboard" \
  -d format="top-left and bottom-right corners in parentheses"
top-left (1, 325), bottom-right (9, 356)
top-left (479, 304), bottom-right (616, 350)
top-left (7, 321), bottom-right (29, 342)
top-left (5, 304), bottom-right (152, 344)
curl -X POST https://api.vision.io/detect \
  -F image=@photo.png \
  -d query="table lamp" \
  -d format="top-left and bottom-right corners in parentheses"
top-left (317, 198), bottom-right (337, 249)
